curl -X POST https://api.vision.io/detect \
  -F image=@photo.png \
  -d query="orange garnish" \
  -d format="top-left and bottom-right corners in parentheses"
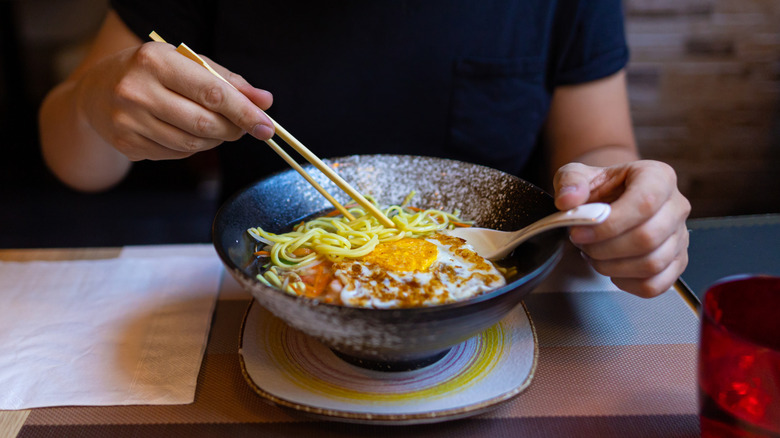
top-left (292, 248), bottom-right (314, 257)
top-left (299, 263), bottom-right (334, 298)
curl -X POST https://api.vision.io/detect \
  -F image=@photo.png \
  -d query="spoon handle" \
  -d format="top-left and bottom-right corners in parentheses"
top-left (506, 203), bottom-right (611, 249)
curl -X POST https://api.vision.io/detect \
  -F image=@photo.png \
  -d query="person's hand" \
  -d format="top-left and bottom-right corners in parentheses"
top-left (75, 41), bottom-right (275, 161)
top-left (553, 160), bottom-right (691, 298)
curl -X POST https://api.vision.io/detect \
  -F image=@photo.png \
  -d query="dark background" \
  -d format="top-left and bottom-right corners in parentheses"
top-left (2, 0), bottom-right (779, 249)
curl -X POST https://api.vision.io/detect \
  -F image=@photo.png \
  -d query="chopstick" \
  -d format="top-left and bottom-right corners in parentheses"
top-left (148, 32), bottom-right (395, 227)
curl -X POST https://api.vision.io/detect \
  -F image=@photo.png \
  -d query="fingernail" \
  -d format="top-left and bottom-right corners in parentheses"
top-left (251, 123), bottom-right (274, 140)
top-left (559, 185), bottom-right (577, 195)
top-left (557, 185), bottom-right (578, 199)
top-left (570, 227), bottom-right (595, 244)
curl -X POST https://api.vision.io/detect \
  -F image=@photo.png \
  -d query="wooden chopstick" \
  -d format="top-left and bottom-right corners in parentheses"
top-left (149, 32), bottom-right (395, 227)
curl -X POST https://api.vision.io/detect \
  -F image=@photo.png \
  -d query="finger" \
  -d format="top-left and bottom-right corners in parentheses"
top-left (109, 103), bottom-right (219, 158)
top-left (610, 250), bottom-right (689, 299)
top-left (553, 162), bottom-right (599, 210)
top-left (574, 196), bottom-right (681, 259)
top-left (156, 51), bottom-right (275, 140)
top-left (113, 129), bottom-right (194, 161)
top-left (143, 114), bottom-right (224, 154)
top-left (147, 88), bottom-right (245, 143)
top-left (602, 162), bottom-right (675, 234)
top-left (205, 58), bottom-right (274, 110)
top-left (582, 223), bottom-right (687, 278)
top-left (242, 85), bottom-right (274, 111)
top-left (570, 161), bottom-right (675, 244)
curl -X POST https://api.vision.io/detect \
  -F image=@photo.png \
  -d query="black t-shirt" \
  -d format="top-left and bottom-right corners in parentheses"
top-left (111, 0), bottom-right (629, 198)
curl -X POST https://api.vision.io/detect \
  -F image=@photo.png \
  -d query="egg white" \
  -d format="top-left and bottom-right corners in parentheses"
top-left (333, 235), bottom-right (506, 308)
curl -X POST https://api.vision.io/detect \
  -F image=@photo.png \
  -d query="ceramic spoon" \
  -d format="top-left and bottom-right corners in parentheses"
top-left (446, 202), bottom-right (611, 260)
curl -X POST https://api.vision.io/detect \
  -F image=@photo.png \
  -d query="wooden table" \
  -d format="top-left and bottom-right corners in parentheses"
top-left (0, 245), bottom-right (701, 437)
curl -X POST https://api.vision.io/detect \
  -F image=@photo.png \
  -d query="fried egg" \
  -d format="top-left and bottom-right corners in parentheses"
top-left (331, 234), bottom-right (506, 308)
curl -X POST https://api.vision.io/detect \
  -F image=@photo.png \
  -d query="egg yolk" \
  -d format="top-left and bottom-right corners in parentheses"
top-left (360, 237), bottom-right (438, 272)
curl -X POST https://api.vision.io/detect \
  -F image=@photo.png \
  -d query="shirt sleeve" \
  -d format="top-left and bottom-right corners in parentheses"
top-left (110, 0), bottom-right (214, 53)
top-left (551, 0), bottom-right (630, 86)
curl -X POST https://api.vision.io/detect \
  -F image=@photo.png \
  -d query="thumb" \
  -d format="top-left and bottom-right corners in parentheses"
top-left (553, 162), bottom-right (599, 211)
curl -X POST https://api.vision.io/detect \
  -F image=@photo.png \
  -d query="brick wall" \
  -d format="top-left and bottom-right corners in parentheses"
top-left (624, 0), bottom-right (780, 217)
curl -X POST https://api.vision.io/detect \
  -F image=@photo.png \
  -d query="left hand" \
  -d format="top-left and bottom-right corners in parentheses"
top-left (553, 160), bottom-right (691, 298)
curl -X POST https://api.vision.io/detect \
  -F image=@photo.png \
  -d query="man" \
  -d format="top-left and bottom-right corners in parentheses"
top-left (39, 1), bottom-right (690, 297)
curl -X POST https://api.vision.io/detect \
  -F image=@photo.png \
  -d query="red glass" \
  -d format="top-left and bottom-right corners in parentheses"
top-left (699, 275), bottom-right (780, 437)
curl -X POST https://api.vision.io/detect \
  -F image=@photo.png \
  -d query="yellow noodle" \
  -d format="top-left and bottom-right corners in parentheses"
top-left (248, 193), bottom-right (471, 272)
top-left (264, 270), bottom-right (282, 287)
top-left (400, 191), bottom-right (416, 206)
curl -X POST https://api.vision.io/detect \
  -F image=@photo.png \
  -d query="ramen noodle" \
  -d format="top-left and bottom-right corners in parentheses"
top-left (247, 192), bottom-right (510, 308)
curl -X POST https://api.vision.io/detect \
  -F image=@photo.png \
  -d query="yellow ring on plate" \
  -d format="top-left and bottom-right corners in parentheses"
top-left (262, 315), bottom-right (506, 404)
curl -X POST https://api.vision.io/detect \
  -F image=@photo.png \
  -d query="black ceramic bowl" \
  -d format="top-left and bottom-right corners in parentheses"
top-left (213, 155), bottom-right (565, 371)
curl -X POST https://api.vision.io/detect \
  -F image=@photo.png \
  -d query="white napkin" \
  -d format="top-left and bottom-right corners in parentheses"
top-left (0, 246), bottom-right (223, 409)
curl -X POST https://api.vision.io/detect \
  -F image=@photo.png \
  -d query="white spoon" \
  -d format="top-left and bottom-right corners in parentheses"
top-left (445, 203), bottom-right (611, 260)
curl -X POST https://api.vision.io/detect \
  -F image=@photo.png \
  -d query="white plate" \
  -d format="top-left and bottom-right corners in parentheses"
top-left (238, 300), bottom-right (538, 425)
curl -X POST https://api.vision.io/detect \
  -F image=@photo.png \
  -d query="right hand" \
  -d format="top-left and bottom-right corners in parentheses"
top-left (75, 40), bottom-right (275, 161)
